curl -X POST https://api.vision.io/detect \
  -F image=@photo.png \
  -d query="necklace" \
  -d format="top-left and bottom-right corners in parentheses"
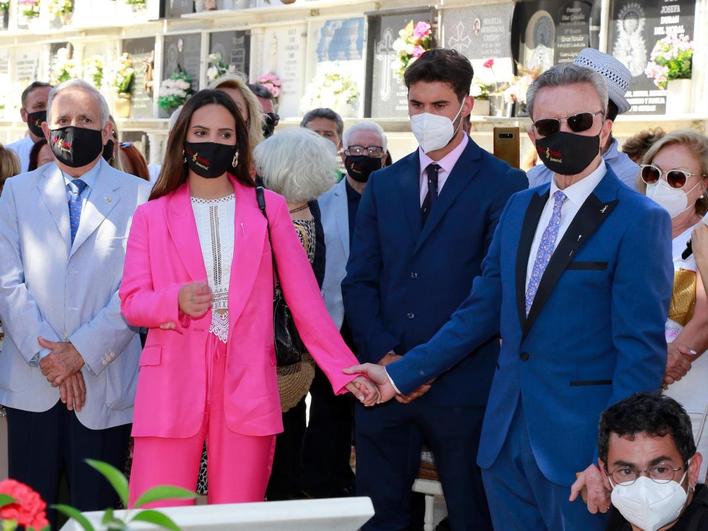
top-left (289, 203), bottom-right (309, 214)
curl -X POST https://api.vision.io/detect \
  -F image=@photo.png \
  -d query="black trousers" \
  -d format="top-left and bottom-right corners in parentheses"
top-left (266, 397), bottom-right (307, 500)
top-left (301, 365), bottom-right (355, 497)
top-left (6, 402), bottom-right (131, 529)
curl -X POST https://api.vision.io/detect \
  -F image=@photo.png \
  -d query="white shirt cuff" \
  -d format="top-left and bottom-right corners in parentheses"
top-left (385, 367), bottom-right (401, 394)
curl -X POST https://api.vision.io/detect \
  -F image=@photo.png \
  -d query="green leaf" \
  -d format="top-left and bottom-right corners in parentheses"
top-left (0, 493), bottom-right (15, 507)
top-left (130, 509), bottom-right (181, 531)
top-left (99, 507), bottom-right (126, 529)
top-left (133, 485), bottom-right (196, 508)
top-left (85, 459), bottom-right (128, 508)
top-left (52, 503), bottom-right (96, 531)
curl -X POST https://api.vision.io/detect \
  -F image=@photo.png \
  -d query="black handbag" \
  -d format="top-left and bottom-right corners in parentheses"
top-left (256, 177), bottom-right (305, 367)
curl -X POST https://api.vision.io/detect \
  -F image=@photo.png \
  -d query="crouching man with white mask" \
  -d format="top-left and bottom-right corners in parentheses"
top-left (599, 393), bottom-right (707, 531)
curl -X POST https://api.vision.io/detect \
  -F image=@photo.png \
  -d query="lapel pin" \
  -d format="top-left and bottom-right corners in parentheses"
top-left (105, 196), bottom-right (112, 204)
top-left (600, 205), bottom-right (608, 214)
top-left (577, 234), bottom-right (583, 242)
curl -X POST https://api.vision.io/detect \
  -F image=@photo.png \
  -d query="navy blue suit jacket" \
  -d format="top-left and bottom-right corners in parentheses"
top-left (387, 167), bottom-right (673, 484)
top-left (342, 138), bottom-right (527, 406)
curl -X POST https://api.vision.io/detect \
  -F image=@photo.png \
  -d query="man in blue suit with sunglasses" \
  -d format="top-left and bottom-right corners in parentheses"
top-left (348, 63), bottom-right (675, 530)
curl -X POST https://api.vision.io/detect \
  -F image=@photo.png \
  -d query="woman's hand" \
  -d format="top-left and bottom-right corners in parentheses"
top-left (346, 376), bottom-right (380, 407)
top-left (178, 282), bottom-right (212, 318)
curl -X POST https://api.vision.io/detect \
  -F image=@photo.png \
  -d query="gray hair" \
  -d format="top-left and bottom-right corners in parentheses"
top-left (254, 127), bottom-right (337, 203)
top-left (526, 63), bottom-right (609, 120)
top-left (342, 120), bottom-right (388, 151)
top-left (46, 79), bottom-right (110, 127)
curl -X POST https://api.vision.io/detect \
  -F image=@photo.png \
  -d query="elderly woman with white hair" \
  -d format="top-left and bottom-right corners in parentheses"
top-left (253, 127), bottom-right (338, 500)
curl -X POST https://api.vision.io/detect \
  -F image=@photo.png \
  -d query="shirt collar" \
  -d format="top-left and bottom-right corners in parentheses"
top-left (62, 157), bottom-right (103, 191)
top-left (551, 159), bottom-right (607, 207)
top-left (418, 134), bottom-right (469, 176)
top-left (603, 138), bottom-right (621, 161)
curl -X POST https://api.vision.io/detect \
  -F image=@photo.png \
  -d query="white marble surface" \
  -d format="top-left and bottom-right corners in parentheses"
top-left (61, 496), bottom-right (374, 530)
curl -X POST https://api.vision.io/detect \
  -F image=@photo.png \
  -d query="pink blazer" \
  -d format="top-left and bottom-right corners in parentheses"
top-left (119, 177), bottom-right (358, 438)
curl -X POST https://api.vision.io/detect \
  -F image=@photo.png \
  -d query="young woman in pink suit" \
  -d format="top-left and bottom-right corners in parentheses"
top-left (120, 90), bottom-right (378, 507)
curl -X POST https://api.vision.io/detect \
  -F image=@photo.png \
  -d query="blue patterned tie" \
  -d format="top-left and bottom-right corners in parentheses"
top-left (68, 179), bottom-right (88, 244)
top-left (525, 190), bottom-right (567, 315)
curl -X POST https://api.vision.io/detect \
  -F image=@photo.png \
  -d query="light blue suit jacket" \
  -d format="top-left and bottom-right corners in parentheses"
top-left (318, 179), bottom-right (350, 329)
top-left (388, 167), bottom-right (673, 485)
top-left (0, 160), bottom-right (151, 429)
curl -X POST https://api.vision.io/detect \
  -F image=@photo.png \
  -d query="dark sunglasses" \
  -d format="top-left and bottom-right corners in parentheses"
top-left (640, 164), bottom-right (702, 189)
top-left (533, 111), bottom-right (604, 137)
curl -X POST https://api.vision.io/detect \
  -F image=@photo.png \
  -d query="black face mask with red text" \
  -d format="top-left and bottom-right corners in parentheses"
top-left (184, 142), bottom-right (238, 179)
top-left (49, 126), bottom-right (103, 168)
top-left (535, 131), bottom-right (600, 176)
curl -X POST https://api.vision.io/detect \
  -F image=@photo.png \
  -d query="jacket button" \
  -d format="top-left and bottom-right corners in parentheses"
top-left (519, 352), bottom-right (530, 361)
top-left (410, 272), bottom-right (418, 279)
top-left (406, 312), bottom-right (415, 319)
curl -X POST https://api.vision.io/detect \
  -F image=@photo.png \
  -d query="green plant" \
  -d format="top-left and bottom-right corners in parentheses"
top-left (85, 55), bottom-right (104, 88)
top-left (113, 52), bottom-right (135, 95)
top-left (19, 0), bottom-right (40, 18)
top-left (392, 20), bottom-right (434, 78)
top-left (158, 69), bottom-right (194, 110)
top-left (48, 0), bottom-right (73, 17)
top-left (645, 33), bottom-right (693, 89)
top-left (54, 459), bottom-right (196, 531)
top-left (51, 47), bottom-right (79, 85)
top-left (125, 0), bottom-right (146, 7)
top-left (0, 1), bottom-right (11, 12)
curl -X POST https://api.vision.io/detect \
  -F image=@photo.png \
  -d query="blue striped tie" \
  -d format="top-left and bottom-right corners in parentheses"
top-left (68, 179), bottom-right (88, 244)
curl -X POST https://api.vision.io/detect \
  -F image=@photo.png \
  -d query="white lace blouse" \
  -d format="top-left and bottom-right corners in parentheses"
top-left (191, 194), bottom-right (235, 343)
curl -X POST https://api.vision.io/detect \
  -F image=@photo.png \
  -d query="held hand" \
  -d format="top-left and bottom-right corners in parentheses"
top-left (178, 282), bottom-right (212, 318)
top-left (395, 383), bottom-right (432, 404)
top-left (343, 363), bottom-right (397, 403)
top-left (59, 372), bottom-right (86, 412)
top-left (345, 376), bottom-right (380, 407)
top-left (569, 464), bottom-right (611, 514)
top-left (38, 337), bottom-right (85, 386)
top-left (692, 223), bottom-right (708, 264)
top-left (378, 352), bottom-right (402, 366)
top-left (663, 342), bottom-right (693, 386)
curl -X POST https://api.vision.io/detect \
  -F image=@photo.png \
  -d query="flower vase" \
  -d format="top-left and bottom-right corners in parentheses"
top-left (471, 99), bottom-right (490, 116)
top-left (115, 94), bottom-right (132, 118)
top-left (665, 79), bottom-right (692, 115)
top-left (489, 94), bottom-right (512, 117)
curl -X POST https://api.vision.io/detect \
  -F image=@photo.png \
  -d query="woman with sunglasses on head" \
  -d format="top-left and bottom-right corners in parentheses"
top-left (120, 89), bottom-right (378, 507)
top-left (638, 128), bottom-right (708, 482)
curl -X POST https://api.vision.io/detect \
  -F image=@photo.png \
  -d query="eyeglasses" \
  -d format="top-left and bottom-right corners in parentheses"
top-left (344, 145), bottom-right (385, 158)
top-left (264, 112), bottom-right (280, 127)
top-left (640, 164), bottom-right (704, 189)
top-left (533, 111), bottom-right (604, 137)
top-left (607, 462), bottom-right (685, 486)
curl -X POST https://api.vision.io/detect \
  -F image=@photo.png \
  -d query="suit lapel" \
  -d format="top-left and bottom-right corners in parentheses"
top-left (70, 165), bottom-right (121, 257)
top-left (37, 164), bottom-right (71, 252)
top-left (333, 181), bottom-right (350, 258)
top-left (166, 183), bottom-right (208, 282)
top-left (397, 152), bottom-right (423, 240)
top-left (524, 180), bottom-right (619, 337)
top-left (415, 139), bottom-right (482, 253)
top-left (228, 179), bottom-right (267, 331)
top-left (515, 188), bottom-right (549, 330)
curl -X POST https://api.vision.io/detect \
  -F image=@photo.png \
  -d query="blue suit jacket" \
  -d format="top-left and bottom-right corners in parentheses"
top-left (342, 138), bottom-right (527, 406)
top-left (387, 167), bottom-right (673, 483)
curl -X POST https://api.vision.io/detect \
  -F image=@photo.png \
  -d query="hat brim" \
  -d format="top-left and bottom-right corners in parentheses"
top-left (609, 86), bottom-right (631, 114)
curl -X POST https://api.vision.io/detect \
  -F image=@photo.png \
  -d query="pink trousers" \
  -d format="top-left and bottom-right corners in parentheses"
top-left (128, 334), bottom-right (276, 507)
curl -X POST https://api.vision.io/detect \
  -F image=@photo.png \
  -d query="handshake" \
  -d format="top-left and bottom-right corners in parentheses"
top-left (344, 352), bottom-right (433, 406)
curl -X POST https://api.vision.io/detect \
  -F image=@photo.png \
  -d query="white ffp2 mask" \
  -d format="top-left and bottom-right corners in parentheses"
top-left (610, 473), bottom-right (688, 531)
top-left (410, 103), bottom-right (464, 154)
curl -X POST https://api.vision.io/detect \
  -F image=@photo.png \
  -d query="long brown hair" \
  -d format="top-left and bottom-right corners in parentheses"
top-left (119, 142), bottom-right (150, 181)
top-left (150, 89), bottom-right (253, 200)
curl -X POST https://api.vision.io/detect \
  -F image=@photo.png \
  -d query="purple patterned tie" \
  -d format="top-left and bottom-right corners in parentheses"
top-left (525, 190), bottom-right (567, 315)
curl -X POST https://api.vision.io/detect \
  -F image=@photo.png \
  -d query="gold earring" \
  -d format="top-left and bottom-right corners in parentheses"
top-left (232, 151), bottom-right (239, 168)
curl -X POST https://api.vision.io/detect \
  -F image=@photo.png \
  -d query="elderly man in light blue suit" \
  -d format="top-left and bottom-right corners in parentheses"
top-left (0, 79), bottom-right (150, 523)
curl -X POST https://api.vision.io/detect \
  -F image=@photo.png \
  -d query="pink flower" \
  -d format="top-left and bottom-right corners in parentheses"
top-left (483, 58), bottom-right (494, 69)
top-left (413, 21), bottom-right (431, 40)
top-left (412, 45), bottom-right (426, 58)
top-left (0, 479), bottom-right (49, 530)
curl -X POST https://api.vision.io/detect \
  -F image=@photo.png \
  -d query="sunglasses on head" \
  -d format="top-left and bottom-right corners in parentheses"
top-left (640, 164), bottom-right (702, 189)
top-left (533, 111), bottom-right (604, 137)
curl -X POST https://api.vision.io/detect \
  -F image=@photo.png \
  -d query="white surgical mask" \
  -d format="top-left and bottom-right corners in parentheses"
top-left (410, 102), bottom-right (464, 154)
top-left (610, 472), bottom-right (688, 531)
top-left (646, 179), bottom-right (701, 219)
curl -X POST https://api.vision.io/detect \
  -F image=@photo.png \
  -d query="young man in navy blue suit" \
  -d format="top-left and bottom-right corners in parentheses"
top-left (348, 64), bottom-right (676, 530)
top-left (342, 49), bottom-right (527, 530)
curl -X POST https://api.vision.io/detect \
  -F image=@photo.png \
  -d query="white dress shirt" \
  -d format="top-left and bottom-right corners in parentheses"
top-left (417, 135), bottom-right (469, 206)
top-left (525, 160), bottom-right (607, 289)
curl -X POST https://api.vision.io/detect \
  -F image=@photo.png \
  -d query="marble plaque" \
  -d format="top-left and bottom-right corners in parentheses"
top-left (124, 37), bottom-right (156, 119)
top-left (609, 0), bottom-right (695, 114)
top-left (555, 1), bottom-right (592, 64)
top-left (442, 4), bottom-right (515, 83)
top-left (15, 47), bottom-right (41, 84)
top-left (368, 9), bottom-right (434, 119)
top-left (209, 30), bottom-right (251, 76)
top-left (165, 0), bottom-right (194, 18)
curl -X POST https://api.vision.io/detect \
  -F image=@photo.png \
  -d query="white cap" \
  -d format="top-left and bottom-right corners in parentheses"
top-left (574, 48), bottom-right (632, 115)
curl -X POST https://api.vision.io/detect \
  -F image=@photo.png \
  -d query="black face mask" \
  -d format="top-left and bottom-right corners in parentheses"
top-left (344, 155), bottom-right (383, 183)
top-left (262, 112), bottom-right (279, 139)
top-left (102, 139), bottom-right (115, 163)
top-left (535, 132), bottom-right (600, 176)
top-left (49, 126), bottom-right (104, 168)
top-left (27, 110), bottom-right (46, 138)
top-left (184, 142), bottom-right (238, 179)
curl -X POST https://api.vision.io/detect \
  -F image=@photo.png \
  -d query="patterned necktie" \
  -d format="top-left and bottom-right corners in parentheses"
top-left (68, 179), bottom-right (88, 244)
top-left (421, 163), bottom-right (440, 225)
top-left (525, 190), bottom-right (567, 315)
